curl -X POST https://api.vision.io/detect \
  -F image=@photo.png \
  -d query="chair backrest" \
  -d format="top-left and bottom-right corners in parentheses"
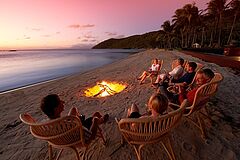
top-left (116, 100), bottom-right (187, 145)
top-left (185, 72), bottom-right (223, 116)
top-left (20, 114), bottom-right (86, 147)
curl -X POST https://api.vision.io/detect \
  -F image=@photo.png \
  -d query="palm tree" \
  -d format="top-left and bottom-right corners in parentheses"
top-left (172, 3), bottom-right (200, 48)
top-left (161, 20), bottom-right (173, 49)
top-left (227, 0), bottom-right (240, 44)
top-left (207, 0), bottom-right (231, 47)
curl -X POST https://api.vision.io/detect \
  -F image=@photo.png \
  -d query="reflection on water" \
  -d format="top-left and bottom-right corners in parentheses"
top-left (0, 49), bottom-right (139, 92)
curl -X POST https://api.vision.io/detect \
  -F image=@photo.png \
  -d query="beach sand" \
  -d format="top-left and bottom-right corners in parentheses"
top-left (0, 49), bottom-right (239, 160)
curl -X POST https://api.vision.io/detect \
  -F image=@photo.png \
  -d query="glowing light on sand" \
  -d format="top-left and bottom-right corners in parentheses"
top-left (85, 81), bottom-right (127, 97)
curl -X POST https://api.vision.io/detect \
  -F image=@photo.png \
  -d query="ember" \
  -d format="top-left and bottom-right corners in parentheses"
top-left (85, 81), bottom-right (127, 97)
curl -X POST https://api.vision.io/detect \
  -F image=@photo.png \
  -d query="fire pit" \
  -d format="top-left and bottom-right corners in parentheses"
top-left (84, 81), bottom-right (127, 98)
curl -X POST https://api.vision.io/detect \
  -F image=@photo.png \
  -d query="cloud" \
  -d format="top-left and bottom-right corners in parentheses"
top-left (56, 32), bottom-right (61, 34)
top-left (115, 34), bottom-right (125, 39)
top-left (23, 35), bottom-right (31, 39)
top-left (68, 24), bottom-right (95, 29)
top-left (31, 28), bottom-right (42, 31)
top-left (81, 39), bottom-right (89, 42)
top-left (42, 35), bottom-right (51, 37)
top-left (89, 39), bottom-right (97, 42)
top-left (105, 32), bottom-right (125, 39)
top-left (84, 34), bottom-right (97, 39)
top-left (71, 43), bottom-right (94, 49)
top-left (105, 32), bottom-right (117, 36)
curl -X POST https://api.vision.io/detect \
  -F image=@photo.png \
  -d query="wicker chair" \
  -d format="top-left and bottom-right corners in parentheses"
top-left (115, 100), bottom-right (187, 160)
top-left (184, 72), bottom-right (223, 139)
top-left (149, 59), bottom-right (163, 83)
top-left (19, 114), bottom-right (106, 160)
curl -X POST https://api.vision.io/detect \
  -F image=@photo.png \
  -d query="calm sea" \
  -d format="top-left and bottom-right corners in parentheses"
top-left (0, 49), bottom-right (140, 92)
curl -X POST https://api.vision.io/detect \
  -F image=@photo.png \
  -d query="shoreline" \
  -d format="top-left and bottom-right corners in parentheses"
top-left (0, 49), bottom-right (139, 94)
top-left (0, 49), bottom-right (239, 160)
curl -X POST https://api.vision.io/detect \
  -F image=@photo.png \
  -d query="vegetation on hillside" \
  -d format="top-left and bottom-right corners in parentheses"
top-left (93, 0), bottom-right (240, 49)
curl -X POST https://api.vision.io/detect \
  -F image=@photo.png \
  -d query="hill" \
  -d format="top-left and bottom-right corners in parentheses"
top-left (92, 31), bottom-right (164, 49)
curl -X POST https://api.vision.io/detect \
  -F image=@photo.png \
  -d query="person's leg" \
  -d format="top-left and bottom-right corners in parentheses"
top-left (140, 71), bottom-right (148, 84)
top-left (138, 71), bottom-right (146, 80)
top-left (86, 117), bottom-right (100, 143)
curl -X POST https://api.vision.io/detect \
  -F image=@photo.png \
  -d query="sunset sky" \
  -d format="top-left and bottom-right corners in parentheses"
top-left (0, 0), bottom-right (209, 49)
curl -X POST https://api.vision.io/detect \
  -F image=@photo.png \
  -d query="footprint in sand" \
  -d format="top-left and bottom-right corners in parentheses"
top-left (5, 120), bottom-right (22, 130)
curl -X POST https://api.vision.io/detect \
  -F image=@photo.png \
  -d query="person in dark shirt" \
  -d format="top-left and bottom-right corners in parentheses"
top-left (40, 94), bottom-right (109, 144)
top-left (170, 61), bottom-right (197, 86)
top-left (157, 62), bottom-right (197, 103)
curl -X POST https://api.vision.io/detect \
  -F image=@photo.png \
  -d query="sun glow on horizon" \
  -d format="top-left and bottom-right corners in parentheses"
top-left (0, 0), bottom-right (209, 50)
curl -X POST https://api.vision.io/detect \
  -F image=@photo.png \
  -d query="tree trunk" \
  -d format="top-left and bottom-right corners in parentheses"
top-left (217, 14), bottom-right (222, 47)
top-left (180, 29), bottom-right (184, 48)
top-left (227, 13), bottom-right (237, 45)
top-left (201, 27), bottom-right (205, 47)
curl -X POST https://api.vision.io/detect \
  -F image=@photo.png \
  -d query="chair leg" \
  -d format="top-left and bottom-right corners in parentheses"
top-left (161, 136), bottom-right (176, 160)
top-left (55, 149), bottom-right (63, 160)
top-left (197, 114), bottom-right (206, 139)
top-left (71, 147), bottom-right (80, 160)
top-left (97, 127), bottom-right (106, 144)
top-left (82, 147), bottom-right (88, 160)
top-left (48, 144), bottom-right (53, 160)
top-left (132, 144), bottom-right (144, 160)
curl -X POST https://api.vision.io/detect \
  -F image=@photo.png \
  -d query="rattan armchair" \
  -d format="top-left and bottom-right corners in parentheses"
top-left (184, 72), bottom-right (223, 139)
top-left (115, 100), bottom-right (187, 160)
top-left (19, 114), bottom-right (106, 160)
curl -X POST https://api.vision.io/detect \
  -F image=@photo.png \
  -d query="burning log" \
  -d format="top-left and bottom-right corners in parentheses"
top-left (84, 81), bottom-right (127, 98)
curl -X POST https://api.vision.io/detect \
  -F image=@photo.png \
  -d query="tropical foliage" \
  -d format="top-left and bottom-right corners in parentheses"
top-left (93, 0), bottom-right (240, 49)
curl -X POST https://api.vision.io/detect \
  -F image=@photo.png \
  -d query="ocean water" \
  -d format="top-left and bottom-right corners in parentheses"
top-left (0, 49), bottom-right (139, 92)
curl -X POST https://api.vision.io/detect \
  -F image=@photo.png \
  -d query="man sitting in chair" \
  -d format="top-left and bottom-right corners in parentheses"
top-left (178, 68), bottom-right (214, 105)
top-left (40, 94), bottom-right (109, 144)
top-left (160, 68), bottom-right (214, 106)
top-left (153, 58), bottom-right (184, 85)
top-left (170, 62), bottom-right (197, 86)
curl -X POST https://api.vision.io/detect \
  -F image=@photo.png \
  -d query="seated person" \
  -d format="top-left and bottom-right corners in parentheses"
top-left (137, 58), bottom-right (160, 84)
top-left (127, 93), bottom-right (169, 118)
top-left (40, 94), bottom-right (109, 144)
top-left (170, 62), bottom-right (197, 87)
top-left (154, 58), bottom-right (184, 85)
top-left (178, 68), bottom-right (214, 105)
top-left (159, 68), bottom-right (214, 106)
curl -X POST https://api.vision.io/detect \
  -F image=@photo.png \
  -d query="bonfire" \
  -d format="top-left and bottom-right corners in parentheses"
top-left (85, 81), bottom-right (127, 98)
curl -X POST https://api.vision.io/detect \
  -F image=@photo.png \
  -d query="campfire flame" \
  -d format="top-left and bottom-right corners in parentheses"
top-left (85, 81), bottom-right (126, 97)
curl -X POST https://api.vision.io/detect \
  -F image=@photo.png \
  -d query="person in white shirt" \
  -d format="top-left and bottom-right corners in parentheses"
top-left (137, 58), bottom-right (160, 84)
top-left (154, 58), bottom-right (184, 85)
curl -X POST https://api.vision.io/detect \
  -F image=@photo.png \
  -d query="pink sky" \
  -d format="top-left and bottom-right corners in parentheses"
top-left (0, 0), bottom-right (209, 49)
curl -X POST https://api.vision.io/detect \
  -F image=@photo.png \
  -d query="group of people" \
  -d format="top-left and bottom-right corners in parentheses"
top-left (132, 57), bottom-right (215, 117)
top-left (39, 57), bottom-right (215, 143)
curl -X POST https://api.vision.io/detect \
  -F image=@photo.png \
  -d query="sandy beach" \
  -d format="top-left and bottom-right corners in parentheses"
top-left (0, 49), bottom-right (239, 160)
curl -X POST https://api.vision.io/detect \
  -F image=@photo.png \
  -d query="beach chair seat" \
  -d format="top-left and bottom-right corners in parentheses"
top-left (183, 72), bottom-right (223, 139)
top-left (115, 100), bottom-right (187, 160)
top-left (19, 114), bottom-right (106, 160)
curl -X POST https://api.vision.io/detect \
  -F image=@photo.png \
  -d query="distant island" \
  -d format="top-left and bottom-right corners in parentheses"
top-left (93, 1), bottom-right (240, 50)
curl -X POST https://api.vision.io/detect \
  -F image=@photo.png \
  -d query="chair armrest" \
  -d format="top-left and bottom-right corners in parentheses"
top-left (168, 103), bottom-right (180, 111)
top-left (115, 117), bottom-right (119, 124)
